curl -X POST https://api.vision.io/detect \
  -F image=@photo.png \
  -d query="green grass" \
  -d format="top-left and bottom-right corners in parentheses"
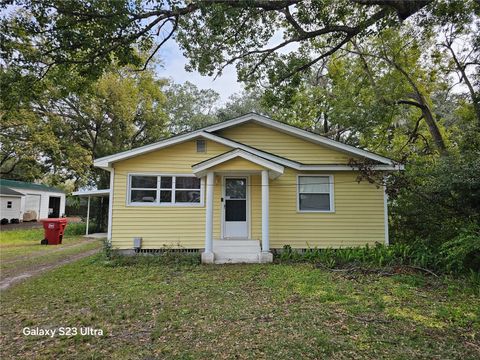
top-left (0, 228), bottom-right (102, 281)
top-left (0, 257), bottom-right (479, 359)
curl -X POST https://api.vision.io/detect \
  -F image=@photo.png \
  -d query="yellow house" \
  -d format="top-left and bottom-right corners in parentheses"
top-left (93, 113), bottom-right (403, 263)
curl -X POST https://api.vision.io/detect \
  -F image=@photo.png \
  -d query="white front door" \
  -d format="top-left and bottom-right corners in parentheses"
top-left (223, 177), bottom-right (248, 239)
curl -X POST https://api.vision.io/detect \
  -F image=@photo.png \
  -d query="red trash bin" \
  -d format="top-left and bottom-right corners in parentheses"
top-left (40, 218), bottom-right (68, 245)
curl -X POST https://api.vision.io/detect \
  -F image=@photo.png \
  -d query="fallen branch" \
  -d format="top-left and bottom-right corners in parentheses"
top-left (405, 265), bottom-right (439, 277)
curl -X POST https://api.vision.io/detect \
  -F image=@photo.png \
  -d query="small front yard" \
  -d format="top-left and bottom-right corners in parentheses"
top-left (0, 253), bottom-right (479, 359)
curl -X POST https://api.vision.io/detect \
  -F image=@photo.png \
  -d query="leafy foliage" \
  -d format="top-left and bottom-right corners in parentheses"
top-left (278, 243), bottom-right (441, 271)
top-left (440, 223), bottom-right (480, 273)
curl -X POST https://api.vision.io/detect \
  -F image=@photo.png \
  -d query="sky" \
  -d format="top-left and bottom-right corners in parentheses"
top-left (155, 39), bottom-right (244, 104)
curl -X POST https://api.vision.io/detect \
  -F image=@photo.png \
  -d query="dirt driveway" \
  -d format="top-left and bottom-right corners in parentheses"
top-left (0, 234), bottom-right (102, 291)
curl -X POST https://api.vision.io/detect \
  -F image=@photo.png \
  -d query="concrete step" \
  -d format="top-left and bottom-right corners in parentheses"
top-left (213, 243), bottom-right (260, 251)
top-left (214, 252), bottom-right (260, 264)
top-left (213, 239), bottom-right (260, 246)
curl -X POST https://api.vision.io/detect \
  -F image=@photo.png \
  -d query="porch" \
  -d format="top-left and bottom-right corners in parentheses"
top-left (192, 149), bottom-right (284, 264)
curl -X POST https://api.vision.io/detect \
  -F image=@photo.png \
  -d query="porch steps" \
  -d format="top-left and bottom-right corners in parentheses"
top-left (213, 239), bottom-right (261, 264)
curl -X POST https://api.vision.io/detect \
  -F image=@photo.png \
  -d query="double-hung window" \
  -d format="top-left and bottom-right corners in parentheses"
top-left (298, 175), bottom-right (334, 212)
top-left (129, 175), bottom-right (202, 206)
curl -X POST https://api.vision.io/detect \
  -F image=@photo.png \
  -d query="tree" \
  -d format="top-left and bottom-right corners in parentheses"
top-left (2, 65), bottom-right (169, 188)
top-left (216, 89), bottom-right (271, 122)
top-left (164, 81), bottom-right (219, 133)
top-left (3, 0), bottom-right (471, 90)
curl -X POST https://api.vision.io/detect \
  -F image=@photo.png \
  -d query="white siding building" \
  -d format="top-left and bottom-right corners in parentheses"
top-left (0, 180), bottom-right (66, 221)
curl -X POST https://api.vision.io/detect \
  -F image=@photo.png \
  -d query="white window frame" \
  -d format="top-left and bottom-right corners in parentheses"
top-left (127, 173), bottom-right (204, 207)
top-left (296, 174), bottom-right (335, 213)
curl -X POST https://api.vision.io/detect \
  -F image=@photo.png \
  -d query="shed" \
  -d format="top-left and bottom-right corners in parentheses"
top-left (0, 179), bottom-right (66, 220)
top-left (0, 185), bottom-right (25, 221)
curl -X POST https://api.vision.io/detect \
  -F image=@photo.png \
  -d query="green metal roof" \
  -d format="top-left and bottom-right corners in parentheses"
top-left (0, 179), bottom-right (64, 193)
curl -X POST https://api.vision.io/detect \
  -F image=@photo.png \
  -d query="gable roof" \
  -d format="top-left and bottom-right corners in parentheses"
top-left (192, 149), bottom-right (285, 179)
top-left (94, 113), bottom-right (403, 171)
top-left (205, 113), bottom-right (396, 165)
top-left (0, 185), bottom-right (25, 197)
top-left (0, 179), bottom-right (64, 193)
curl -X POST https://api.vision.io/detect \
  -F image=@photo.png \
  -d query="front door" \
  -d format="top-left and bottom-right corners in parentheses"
top-left (223, 177), bottom-right (248, 239)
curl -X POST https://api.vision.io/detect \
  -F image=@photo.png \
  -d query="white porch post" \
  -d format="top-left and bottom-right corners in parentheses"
top-left (86, 195), bottom-right (91, 236)
top-left (260, 170), bottom-right (272, 262)
top-left (202, 171), bottom-right (215, 263)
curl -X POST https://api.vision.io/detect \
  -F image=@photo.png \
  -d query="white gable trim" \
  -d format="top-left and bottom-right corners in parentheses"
top-left (93, 114), bottom-right (403, 171)
top-left (192, 149), bottom-right (284, 179)
top-left (203, 113), bottom-right (395, 165)
top-left (94, 131), bottom-right (205, 168)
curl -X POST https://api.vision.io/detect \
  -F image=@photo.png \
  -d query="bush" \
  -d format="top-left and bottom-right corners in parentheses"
top-left (277, 243), bottom-right (442, 272)
top-left (64, 222), bottom-right (87, 236)
top-left (9, 218), bottom-right (19, 224)
top-left (1, 218), bottom-right (9, 225)
top-left (440, 223), bottom-right (480, 273)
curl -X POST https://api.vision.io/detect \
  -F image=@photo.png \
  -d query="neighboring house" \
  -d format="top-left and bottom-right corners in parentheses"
top-left (0, 179), bottom-right (66, 221)
top-left (93, 113), bottom-right (403, 263)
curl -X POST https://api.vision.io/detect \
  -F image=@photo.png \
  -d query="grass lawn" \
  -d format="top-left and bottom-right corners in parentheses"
top-left (0, 254), bottom-right (479, 359)
top-left (0, 228), bottom-right (102, 282)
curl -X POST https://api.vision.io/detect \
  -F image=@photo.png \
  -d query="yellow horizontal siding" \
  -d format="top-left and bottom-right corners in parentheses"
top-left (209, 157), bottom-right (265, 172)
top-left (216, 122), bottom-right (356, 164)
top-left (269, 169), bottom-right (385, 248)
top-left (111, 139), bottom-right (231, 249)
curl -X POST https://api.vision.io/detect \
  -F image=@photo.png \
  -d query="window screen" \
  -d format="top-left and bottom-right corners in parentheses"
top-left (196, 139), bottom-right (206, 153)
top-left (298, 176), bottom-right (332, 211)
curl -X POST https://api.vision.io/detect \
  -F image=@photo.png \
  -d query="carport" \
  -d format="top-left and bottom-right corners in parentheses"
top-left (71, 189), bottom-right (110, 236)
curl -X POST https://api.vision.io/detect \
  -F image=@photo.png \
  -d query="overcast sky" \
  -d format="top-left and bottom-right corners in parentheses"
top-left (155, 39), bottom-right (243, 104)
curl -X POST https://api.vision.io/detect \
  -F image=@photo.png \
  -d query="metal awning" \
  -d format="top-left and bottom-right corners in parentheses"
top-left (72, 189), bottom-right (110, 197)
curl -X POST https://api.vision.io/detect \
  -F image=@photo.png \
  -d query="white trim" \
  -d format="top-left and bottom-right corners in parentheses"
top-left (384, 185), bottom-right (389, 246)
top-left (205, 172), bottom-right (214, 253)
top-left (72, 189), bottom-right (110, 197)
top-left (107, 168), bottom-right (114, 242)
top-left (203, 113), bottom-right (396, 165)
top-left (261, 170), bottom-right (269, 252)
top-left (93, 114), bottom-right (403, 170)
top-left (0, 194), bottom-right (24, 198)
top-left (297, 164), bottom-right (404, 171)
top-left (192, 149), bottom-right (284, 179)
top-left (296, 174), bottom-right (335, 213)
top-left (86, 196), bottom-right (91, 236)
top-left (94, 131), bottom-right (205, 168)
top-left (221, 175), bottom-right (251, 239)
top-left (126, 173), bottom-right (204, 207)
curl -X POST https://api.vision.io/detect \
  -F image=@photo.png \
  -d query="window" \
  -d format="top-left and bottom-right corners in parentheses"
top-left (196, 139), bottom-right (206, 153)
top-left (298, 175), bottom-right (333, 212)
top-left (7, 201), bottom-right (12, 209)
top-left (129, 175), bottom-right (202, 206)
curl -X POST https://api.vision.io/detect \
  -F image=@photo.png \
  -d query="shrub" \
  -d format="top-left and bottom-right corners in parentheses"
top-left (440, 223), bottom-right (480, 273)
top-left (102, 238), bottom-right (112, 260)
top-left (277, 243), bottom-right (442, 271)
top-left (64, 222), bottom-right (87, 236)
top-left (1, 218), bottom-right (9, 225)
top-left (9, 218), bottom-right (19, 224)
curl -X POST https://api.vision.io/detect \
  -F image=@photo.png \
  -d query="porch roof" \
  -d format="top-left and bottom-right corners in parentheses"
top-left (192, 149), bottom-right (284, 179)
top-left (71, 189), bottom-right (110, 197)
